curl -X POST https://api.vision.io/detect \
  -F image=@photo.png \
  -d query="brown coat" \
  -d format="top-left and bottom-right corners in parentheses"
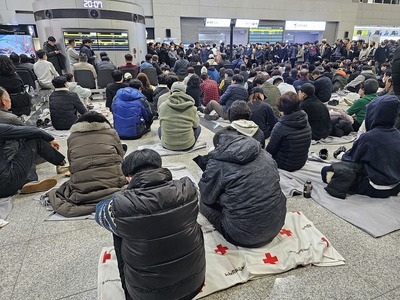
top-left (48, 121), bottom-right (126, 217)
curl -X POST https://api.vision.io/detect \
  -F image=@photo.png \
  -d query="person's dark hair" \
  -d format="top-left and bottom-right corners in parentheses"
top-left (68, 38), bottom-right (75, 45)
top-left (311, 69), bottom-right (321, 76)
top-left (122, 149), bottom-right (162, 176)
top-left (137, 73), bottom-right (151, 90)
top-left (129, 79), bottom-right (143, 90)
top-left (220, 53), bottom-right (227, 60)
top-left (48, 36), bottom-right (56, 42)
top-left (75, 110), bottom-right (111, 126)
top-left (253, 74), bottom-right (267, 85)
top-left (19, 54), bottom-right (30, 63)
top-left (273, 77), bottom-right (283, 85)
top-left (270, 70), bottom-right (281, 77)
top-left (166, 75), bottom-right (179, 89)
top-left (360, 78), bottom-right (379, 95)
top-left (161, 64), bottom-right (170, 72)
top-left (235, 53), bottom-right (240, 59)
top-left (52, 76), bottom-right (68, 88)
top-left (225, 69), bottom-right (234, 77)
top-left (323, 64), bottom-right (331, 72)
top-left (232, 74), bottom-right (244, 84)
top-left (145, 54), bottom-right (152, 61)
top-left (249, 69), bottom-right (257, 78)
top-left (0, 55), bottom-right (16, 75)
top-left (157, 73), bottom-right (168, 85)
top-left (179, 51), bottom-right (184, 58)
top-left (331, 62), bottom-right (339, 70)
top-left (64, 73), bottom-right (74, 82)
top-left (228, 100), bottom-right (251, 122)
top-left (187, 67), bottom-right (195, 74)
top-left (200, 73), bottom-right (208, 81)
top-left (125, 54), bottom-right (133, 61)
top-left (101, 56), bottom-right (110, 61)
top-left (187, 74), bottom-right (201, 88)
top-left (203, 62), bottom-right (210, 68)
top-left (384, 69), bottom-right (392, 77)
top-left (276, 92), bottom-right (300, 115)
top-left (233, 68), bottom-right (240, 74)
top-left (240, 64), bottom-right (246, 71)
top-left (36, 49), bottom-right (47, 59)
top-left (79, 53), bottom-right (88, 62)
top-left (112, 70), bottom-right (123, 81)
top-left (9, 52), bottom-right (19, 64)
top-left (290, 68), bottom-right (298, 77)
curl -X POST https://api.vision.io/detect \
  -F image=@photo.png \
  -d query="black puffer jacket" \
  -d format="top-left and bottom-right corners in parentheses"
top-left (199, 135), bottom-right (287, 247)
top-left (266, 110), bottom-right (312, 171)
top-left (112, 168), bottom-right (205, 300)
top-left (49, 88), bottom-right (87, 130)
top-left (300, 95), bottom-right (331, 140)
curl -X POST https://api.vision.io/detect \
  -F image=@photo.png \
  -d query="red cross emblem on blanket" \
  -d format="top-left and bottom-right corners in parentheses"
top-left (199, 283), bottom-right (206, 293)
top-left (280, 229), bottom-right (292, 236)
top-left (321, 237), bottom-right (330, 247)
top-left (263, 253), bottom-right (278, 264)
top-left (102, 251), bottom-right (112, 263)
top-left (292, 211), bottom-right (301, 215)
top-left (215, 244), bottom-right (228, 255)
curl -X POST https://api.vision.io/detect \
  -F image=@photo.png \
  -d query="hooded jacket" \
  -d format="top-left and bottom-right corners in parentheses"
top-left (347, 93), bottom-right (377, 125)
top-left (313, 75), bottom-right (333, 103)
top-left (199, 135), bottom-right (287, 247)
top-left (266, 110), bottom-right (312, 171)
top-left (48, 120), bottom-right (126, 217)
top-left (66, 81), bottom-right (91, 102)
top-left (97, 168), bottom-right (205, 300)
top-left (342, 94), bottom-right (400, 186)
top-left (159, 91), bottom-right (199, 150)
top-left (112, 87), bottom-right (153, 139)
top-left (300, 94), bottom-right (332, 140)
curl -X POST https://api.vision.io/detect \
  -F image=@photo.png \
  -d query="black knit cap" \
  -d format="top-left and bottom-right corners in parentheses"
top-left (300, 83), bottom-right (315, 96)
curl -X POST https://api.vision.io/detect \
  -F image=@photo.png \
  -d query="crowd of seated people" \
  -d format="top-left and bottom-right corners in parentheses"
top-left (1, 37), bottom-right (400, 300)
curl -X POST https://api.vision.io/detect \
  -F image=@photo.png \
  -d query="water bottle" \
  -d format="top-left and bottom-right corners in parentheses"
top-left (303, 180), bottom-right (313, 198)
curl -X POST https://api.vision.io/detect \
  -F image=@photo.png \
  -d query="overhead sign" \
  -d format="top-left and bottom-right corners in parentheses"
top-left (285, 21), bottom-right (326, 31)
top-left (205, 18), bottom-right (231, 28)
top-left (235, 19), bottom-right (259, 28)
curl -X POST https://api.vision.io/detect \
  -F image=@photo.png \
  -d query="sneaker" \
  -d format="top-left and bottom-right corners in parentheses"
top-left (197, 106), bottom-right (205, 113)
top-left (333, 146), bottom-right (347, 159)
top-left (343, 98), bottom-right (354, 106)
top-left (56, 165), bottom-right (70, 175)
top-left (318, 148), bottom-right (328, 160)
top-left (204, 114), bottom-right (219, 121)
top-left (20, 178), bottom-right (57, 194)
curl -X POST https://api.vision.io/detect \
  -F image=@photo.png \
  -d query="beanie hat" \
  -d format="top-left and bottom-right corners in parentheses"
top-left (300, 83), bottom-right (315, 96)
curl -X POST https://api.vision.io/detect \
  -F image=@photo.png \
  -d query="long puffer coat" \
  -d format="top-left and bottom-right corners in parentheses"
top-left (111, 168), bottom-right (206, 300)
top-left (48, 120), bottom-right (126, 217)
top-left (199, 134), bottom-right (287, 247)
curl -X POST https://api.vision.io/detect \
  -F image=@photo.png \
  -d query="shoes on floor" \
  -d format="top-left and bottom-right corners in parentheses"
top-left (319, 148), bottom-right (329, 160)
top-left (333, 146), bottom-right (347, 159)
top-left (56, 165), bottom-right (70, 175)
top-left (328, 99), bottom-right (339, 106)
top-left (197, 106), bottom-right (205, 113)
top-left (20, 178), bottom-right (57, 194)
top-left (204, 114), bottom-right (219, 121)
top-left (343, 98), bottom-right (354, 106)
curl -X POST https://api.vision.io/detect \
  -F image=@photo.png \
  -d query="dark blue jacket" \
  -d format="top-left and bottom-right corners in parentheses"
top-left (112, 87), bottom-right (153, 139)
top-left (219, 83), bottom-right (248, 112)
top-left (313, 75), bottom-right (333, 103)
top-left (342, 94), bottom-right (400, 186)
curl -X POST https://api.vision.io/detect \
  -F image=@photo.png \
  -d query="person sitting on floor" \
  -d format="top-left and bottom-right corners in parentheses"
top-left (298, 83), bottom-right (331, 140)
top-left (347, 78), bottom-right (379, 132)
top-left (213, 100), bottom-right (266, 148)
top-left (322, 93), bottom-right (400, 199)
top-left (266, 92), bottom-right (312, 172)
top-left (49, 76), bottom-right (87, 130)
top-left (247, 87), bottom-right (277, 139)
top-left (203, 74), bottom-right (248, 120)
top-left (0, 120), bottom-right (66, 197)
top-left (112, 79), bottom-right (153, 139)
top-left (159, 82), bottom-right (201, 151)
top-left (47, 111), bottom-right (126, 217)
top-left (105, 70), bottom-right (128, 110)
top-left (199, 134), bottom-right (287, 248)
top-left (95, 149), bottom-right (205, 300)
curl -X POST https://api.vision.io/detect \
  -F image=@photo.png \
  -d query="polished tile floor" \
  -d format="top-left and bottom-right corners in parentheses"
top-left (1, 99), bottom-right (399, 300)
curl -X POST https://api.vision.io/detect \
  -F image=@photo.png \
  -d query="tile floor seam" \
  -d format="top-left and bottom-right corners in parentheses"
top-left (27, 225), bottom-right (97, 242)
top-left (55, 288), bottom-right (97, 300)
top-left (379, 286), bottom-right (400, 297)
top-left (347, 264), bottom-right (394, 295)
top-left (9, 242), bottom-right (31, 300)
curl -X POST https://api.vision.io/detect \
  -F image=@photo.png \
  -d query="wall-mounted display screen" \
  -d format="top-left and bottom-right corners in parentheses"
top-left (249, 26), bottom-right (284, 44)
top-left (63, 30), bottom-right (129, 51)
top-left (0, 34), bottom-right (36, 56)
top-left (353, 26), bottom-right (400, 43)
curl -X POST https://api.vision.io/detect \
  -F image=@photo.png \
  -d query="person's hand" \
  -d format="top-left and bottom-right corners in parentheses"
top-left (92, 55), bottom-right (97, 59)
top-left (55, 50), bottom-right (61, 54)
top-left (50, 140), bottom-right (60, 150)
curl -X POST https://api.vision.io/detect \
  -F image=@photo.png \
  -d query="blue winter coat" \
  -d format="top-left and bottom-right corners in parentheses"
top-left (112, 87), bottom-right (153, 139)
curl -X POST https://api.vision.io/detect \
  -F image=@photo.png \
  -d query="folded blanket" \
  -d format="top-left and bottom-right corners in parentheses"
top-left (97, 211), bottom-right (345, 299)
top-left (311, 132), bottom-right (357, 145)
top-left (279, 161), bottom-right (400, 237)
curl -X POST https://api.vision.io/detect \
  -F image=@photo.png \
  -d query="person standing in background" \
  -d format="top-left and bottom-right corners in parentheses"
top-left (66, 39), bottom-right (80, 71)
top-left (80, 39), bottom-right (96, 67)
top-left (43, 36), bottom-right (65, 75)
